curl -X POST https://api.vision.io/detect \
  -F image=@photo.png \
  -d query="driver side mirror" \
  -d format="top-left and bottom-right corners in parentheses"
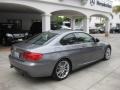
top-left (94, 38), bottom-right (100, 43)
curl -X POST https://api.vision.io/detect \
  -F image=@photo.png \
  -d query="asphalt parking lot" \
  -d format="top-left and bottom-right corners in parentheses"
top-left (0, 34), bottom-right (120, 90)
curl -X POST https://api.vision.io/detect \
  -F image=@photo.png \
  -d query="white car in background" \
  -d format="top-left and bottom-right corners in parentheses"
top-left (61, 25), bottom-right (71, 30)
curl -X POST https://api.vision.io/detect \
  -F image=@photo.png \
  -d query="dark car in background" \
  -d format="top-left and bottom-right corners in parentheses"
top-left (110, 27), bottom-right (120, 33)
top-left (89, 27), bottom-right (105, 34)
top-left (29, 22), bottom-right (42, 36)
top-left (0, 23), bottom-right (28, 45)
top-left (29, 22), bottom-right (61, 37)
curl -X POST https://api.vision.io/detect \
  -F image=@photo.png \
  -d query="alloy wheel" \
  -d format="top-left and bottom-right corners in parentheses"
top-left (53, 60), bottom-right (70, 80)
top-left (105, 48), bottom-right (111, 60)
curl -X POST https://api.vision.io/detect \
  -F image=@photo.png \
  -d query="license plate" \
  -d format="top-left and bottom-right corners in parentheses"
top-left (13, 52), bottom-right (20, 58)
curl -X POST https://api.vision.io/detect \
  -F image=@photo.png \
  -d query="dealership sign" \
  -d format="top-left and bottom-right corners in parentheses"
top-left (97, 0), bottom-right (112, 8)
top-left (90, 0), bottom-right (112, 8)
top-left (90, 0), bottom-right (95, 6)
top-left (80, 0), bottom-right (88, 5)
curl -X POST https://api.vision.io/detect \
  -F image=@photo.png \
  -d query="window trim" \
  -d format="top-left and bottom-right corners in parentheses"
top-left (60, 33), bottom-right (76, 45)
top-left (74, 32), bottom-right (95, 43)
top-left (60, 32), bottom-right (95, 46)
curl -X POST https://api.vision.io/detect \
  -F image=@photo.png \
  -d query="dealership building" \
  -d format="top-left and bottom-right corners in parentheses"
top-left (111, 13), bottom-right (120, 28)
top-left (0, 0), bottom-right (113, 34)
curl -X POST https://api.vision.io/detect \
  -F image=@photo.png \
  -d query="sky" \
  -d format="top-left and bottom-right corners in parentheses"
top-left (112, 0), bottom-right (120, 6)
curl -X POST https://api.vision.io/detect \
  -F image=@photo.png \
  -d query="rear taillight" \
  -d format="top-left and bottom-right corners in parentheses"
top-left (21, 52), bottom-right (43, 62)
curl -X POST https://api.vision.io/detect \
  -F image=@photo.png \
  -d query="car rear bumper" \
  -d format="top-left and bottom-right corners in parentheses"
top-left (9, 55), bottom-right (54, 77)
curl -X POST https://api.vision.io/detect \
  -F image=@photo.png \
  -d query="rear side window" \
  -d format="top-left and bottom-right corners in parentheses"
top-left (60, 33), bottom-right (76, 45)
top-left (74, 33), bottom-right (94, 43)
top-left (25, 32), bottom-right (57, 45)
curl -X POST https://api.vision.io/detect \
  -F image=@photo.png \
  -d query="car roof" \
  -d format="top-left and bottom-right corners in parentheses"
top-left (48, 30), bottom-right (84, 35)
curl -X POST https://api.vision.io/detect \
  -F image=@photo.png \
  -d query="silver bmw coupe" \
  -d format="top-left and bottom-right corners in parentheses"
top-left (9, 30), bottom-right (111, 80)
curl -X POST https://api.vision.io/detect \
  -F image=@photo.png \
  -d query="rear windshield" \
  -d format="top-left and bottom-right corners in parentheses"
top-left (26, 32), bottom-right (58, 45)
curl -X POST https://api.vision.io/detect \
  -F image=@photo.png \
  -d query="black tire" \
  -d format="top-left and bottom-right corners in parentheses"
top-left (52, 59), bottom-right (71, 80)
top-left (103, 47), bottom-right (111, 60)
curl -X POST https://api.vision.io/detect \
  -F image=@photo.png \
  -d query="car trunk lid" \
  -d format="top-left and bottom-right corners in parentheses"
top-left (11, 43), bottom-right (41, 60)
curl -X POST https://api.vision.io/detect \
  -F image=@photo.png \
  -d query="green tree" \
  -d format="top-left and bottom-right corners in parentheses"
top-left (54, 16), bottom-right (64, 25)
top-left (113, 6), bottom-right (120, 13)
top-left (63, 16), bottom-right (70, 21)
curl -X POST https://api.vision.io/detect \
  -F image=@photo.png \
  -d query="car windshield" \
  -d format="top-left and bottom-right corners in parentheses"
top-left (25, 32), bottom-right (58, 45)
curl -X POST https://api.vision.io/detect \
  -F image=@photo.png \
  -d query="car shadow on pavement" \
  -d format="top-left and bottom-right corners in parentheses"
top-left (71, 59), bottom-right (104, 74)
top-left (11, 69), bottom-right (58, 84)
top-left (0, 45), bottom-right (10, 52)
top-left (11, 59), bottom-right (104, 83)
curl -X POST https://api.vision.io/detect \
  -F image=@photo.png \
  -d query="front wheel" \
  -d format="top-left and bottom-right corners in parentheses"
top-left (52, 59), bottom-right (71, 80)
top-left (104, 47), bottom-right (111, 60)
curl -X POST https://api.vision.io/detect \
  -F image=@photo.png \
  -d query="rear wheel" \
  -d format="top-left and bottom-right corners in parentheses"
top-left (104, 47), bottom-right (111, 60)
top-left (52, 59), bottom-right (71, 80)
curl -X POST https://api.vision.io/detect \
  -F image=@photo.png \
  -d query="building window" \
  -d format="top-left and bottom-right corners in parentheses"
top-left (8, 19), bottom-right (22, 30)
